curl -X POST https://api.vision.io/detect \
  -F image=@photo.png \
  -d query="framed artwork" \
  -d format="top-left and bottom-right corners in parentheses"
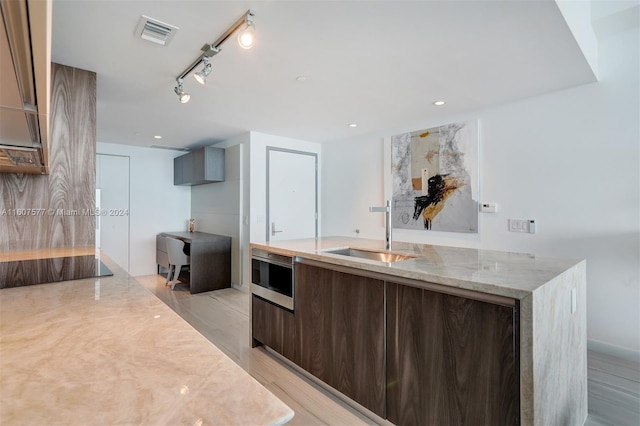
top-left (391, 120), bottom-right (478, 233)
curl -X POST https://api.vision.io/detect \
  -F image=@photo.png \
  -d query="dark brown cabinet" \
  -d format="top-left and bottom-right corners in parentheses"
top-left (251, 295), bottom-right (298, 363)
top-left (251, 255), bottom-right (521, 425)
top-left (295, 263), bottom-right (386, 418)
top-left (386, 281), bottom-right (520, 426)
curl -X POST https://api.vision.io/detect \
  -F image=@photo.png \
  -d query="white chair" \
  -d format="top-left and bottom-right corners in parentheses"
top-left (165, 237), bottom-right (190, 290)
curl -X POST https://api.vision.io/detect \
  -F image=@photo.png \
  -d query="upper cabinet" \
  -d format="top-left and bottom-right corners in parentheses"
top-left (0, 0), bottom-right (51, 174)
top-left (174, 147), bottom-right (225, 186)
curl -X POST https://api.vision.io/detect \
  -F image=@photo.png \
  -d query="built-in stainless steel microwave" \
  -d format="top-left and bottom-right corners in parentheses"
top-left (251, 249), bottom-right (294, 310)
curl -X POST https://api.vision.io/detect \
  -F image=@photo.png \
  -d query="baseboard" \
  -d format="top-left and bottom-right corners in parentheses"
top-left (588, 339), bottom-right (640, 364)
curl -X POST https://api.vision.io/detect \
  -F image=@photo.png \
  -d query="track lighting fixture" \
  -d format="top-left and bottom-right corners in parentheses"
top-left (174, 80), bottom-right (190, 103)
top-left (237, 21), bottom-right (255, 49)
top-left (194, 58), bottom-right (212, 85)
top-left (173, 9), bottom-right (256, 103)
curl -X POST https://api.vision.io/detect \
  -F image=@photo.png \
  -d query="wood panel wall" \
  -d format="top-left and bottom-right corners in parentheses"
top-left (0, 63), bottom-right (96, 253)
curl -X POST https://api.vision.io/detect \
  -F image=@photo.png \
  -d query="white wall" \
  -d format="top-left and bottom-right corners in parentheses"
top-left (322, 26), bottom-right (639, 358)
top-left (96, 142), bottom-right (191, 276)
top-left (191, 142), bottom-right (245, 289)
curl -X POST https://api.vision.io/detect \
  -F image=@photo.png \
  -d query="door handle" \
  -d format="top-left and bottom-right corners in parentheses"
top-left (271, 222), bottom-right (283, 236)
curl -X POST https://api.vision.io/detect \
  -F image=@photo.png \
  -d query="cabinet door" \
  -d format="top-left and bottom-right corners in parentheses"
top-left (191, 148), bottom-right (205, 184)
top-left (295, 263), bottom-right (334, 382)
top-left (295, 263), bottom-right (386, 417)
top-left (204, 147), bottom-right (225, 182)
top-left (174, 154), bottom-right (192, 185)
top-left (386, 282), bottom-right (519, 426)
top-left (183, 153), bottom-right (194, 184)
top-left (251, 295), bottom-right (297, 363)
top-left (331, 270), bottom-right (386, 416)
top-left (173, 155), bottom-right (183, 185)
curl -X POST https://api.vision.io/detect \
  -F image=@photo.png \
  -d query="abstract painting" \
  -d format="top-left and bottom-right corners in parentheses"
top-left (391, 121), bottom-right (478, 233)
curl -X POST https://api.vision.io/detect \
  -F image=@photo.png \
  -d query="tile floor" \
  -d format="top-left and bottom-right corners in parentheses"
top-left (136, 275), bottom-right (640, 426)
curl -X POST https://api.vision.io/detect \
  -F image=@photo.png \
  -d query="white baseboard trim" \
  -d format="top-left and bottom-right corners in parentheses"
top-left (588, 339), bottom-right (640, 364)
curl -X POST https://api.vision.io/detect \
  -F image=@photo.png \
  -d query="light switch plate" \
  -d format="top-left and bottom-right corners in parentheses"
top-left (509, 219), bottom-right (536, 233)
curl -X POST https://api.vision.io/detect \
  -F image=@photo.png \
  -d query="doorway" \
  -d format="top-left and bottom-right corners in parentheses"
top-left (266, 148), bottom-right (318, 241)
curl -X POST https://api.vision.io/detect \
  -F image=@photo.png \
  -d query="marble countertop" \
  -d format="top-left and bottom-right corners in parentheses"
top-left (252, 236), bottom-right (583, 299)
top-left (0, 255), bottom-right (294, 425)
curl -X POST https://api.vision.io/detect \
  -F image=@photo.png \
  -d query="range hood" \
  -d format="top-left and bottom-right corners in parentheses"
top-left (0, 0), bottom-right (51, 174)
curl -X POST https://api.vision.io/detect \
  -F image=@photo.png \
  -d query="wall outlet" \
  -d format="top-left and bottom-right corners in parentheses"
top-left (509, 219), bottom-right (536, 233)
top-left (480, 203), bottom-right (497, 213)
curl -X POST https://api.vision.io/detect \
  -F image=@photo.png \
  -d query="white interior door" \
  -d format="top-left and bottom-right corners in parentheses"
top-left (267, 148), bottom-right (317, 241)
top-left (96, 154), bottom-right (130, 271)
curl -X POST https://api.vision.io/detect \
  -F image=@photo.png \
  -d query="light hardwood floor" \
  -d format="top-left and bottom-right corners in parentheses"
top-left (136, 275), bottom-right (639, 426)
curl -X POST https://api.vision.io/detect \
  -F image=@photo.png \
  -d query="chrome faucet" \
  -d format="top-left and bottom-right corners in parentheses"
top-left (369, 200), bottom-right (392, 250)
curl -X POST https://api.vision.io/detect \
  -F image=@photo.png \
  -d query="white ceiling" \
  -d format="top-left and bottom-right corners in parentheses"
top-left (51, 0), bottom-right (599, 150)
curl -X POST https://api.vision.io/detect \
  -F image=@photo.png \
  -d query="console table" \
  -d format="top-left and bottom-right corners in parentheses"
top-left (157, 231), bottom-right (231, 294)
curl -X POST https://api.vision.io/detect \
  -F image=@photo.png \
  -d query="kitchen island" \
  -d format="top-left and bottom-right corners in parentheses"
top-left (0, 254), bottom-right (293, 425)
top-left (251, 237), bottom-right (587, 426)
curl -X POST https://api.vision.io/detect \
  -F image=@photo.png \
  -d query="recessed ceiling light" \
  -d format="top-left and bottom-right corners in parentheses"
top-left (154, 135), bottom-right (162, 139)
top-left (433, 100), bottom-right (446, 106)
top-left (296, 76), bottom-right (307, 82)
top-left (348, 123), bottom-right (358, 128)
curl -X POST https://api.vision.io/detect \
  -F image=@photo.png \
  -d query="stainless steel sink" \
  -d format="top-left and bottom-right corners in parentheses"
top-left (323, 248), bottom-right (416, 263)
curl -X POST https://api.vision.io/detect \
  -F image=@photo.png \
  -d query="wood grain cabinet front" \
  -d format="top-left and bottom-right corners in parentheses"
top-left (294, 263), bottom-right (386, 418)
top-left (253, 258), bottom-right (520, 425)
top-left (251, 295), bottom-right (298, 364)
top-left (386, 281), bottom-right (520, 426)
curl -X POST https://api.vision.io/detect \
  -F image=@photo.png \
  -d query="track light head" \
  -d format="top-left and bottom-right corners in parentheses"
top-left (237, 21), bottom-right (255, 49)
top-left (194, 60), bottom-right (212, 85)
top-left (174, 81), bottom-right (190, 103)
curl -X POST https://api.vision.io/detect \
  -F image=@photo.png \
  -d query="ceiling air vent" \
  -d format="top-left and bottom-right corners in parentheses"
top-left (135, 16), bottom-right (178, 46)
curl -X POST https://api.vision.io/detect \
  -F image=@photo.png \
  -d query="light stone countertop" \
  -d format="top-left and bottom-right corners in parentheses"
top-left (251, 236), bottom-right (584, 300)
top-left (0, 254), bottom-right (294, 425)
